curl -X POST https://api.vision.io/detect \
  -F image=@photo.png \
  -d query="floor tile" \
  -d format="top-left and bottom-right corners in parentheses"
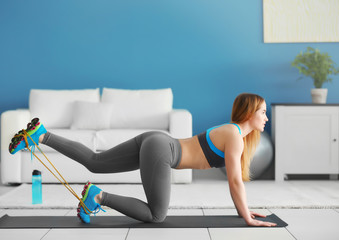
top-left (127, 228), bottom-right (210, 240)
top-left (0, 208), bottom-right (71, 240)
top-left (42, 228), bottom-right (128, 240)
top-left (0, 229), bottom-right (50, 240)
top-left (271, 209), bottom-right (339, 240)
top-left (209, 228), bottom-right (294, 240)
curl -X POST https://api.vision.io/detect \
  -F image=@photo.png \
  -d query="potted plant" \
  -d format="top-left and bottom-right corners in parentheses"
top-left (291, 47), bottom-right (339, 103)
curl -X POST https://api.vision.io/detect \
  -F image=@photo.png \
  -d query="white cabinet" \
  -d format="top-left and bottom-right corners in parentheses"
top-left (272, 105), bottom-right (339, 181)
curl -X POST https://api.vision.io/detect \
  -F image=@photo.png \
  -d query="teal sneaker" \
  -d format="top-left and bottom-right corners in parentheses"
top-left (9, 118), bottom-right (47, 155)
top-left (77, 181), bottom-right (106, 224)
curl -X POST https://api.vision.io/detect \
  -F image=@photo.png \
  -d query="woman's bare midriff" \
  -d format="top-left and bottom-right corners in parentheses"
top-left (176, 136), bottom-right (211, 170)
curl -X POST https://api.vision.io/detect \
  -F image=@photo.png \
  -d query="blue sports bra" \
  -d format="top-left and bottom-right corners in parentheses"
top-left (197, 123), bottom-right (242, 168)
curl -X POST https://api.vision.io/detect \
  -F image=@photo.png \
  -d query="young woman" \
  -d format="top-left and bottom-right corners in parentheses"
top-left (9, 93), bottom-right (276, 227)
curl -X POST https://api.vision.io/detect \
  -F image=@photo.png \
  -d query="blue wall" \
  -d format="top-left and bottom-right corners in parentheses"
top-left (1, 0), bottom-right (339, 135)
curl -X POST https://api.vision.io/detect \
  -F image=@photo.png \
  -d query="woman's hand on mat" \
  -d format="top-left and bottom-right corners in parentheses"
top-left (246, 218), bottom-right (277, 227)
top-left (246, 212), bottom-right (277, 227)
top-left (250, 211), bottom-right (266, 219)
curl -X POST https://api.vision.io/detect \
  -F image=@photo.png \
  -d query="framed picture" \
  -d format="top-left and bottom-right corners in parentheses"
top-left (263, 0), bottom-right (339, 43)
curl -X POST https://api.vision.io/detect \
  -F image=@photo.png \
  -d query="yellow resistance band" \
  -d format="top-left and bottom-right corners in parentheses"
top-left (19, 129), bottom-right (92, 215)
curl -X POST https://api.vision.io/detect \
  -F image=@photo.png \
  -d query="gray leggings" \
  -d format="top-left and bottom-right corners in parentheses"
top-left (42, 131), bottom-right (182, 223)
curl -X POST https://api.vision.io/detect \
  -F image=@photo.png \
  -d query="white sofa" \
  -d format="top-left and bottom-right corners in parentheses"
top-left (1, 88), bottom-right (193, 184)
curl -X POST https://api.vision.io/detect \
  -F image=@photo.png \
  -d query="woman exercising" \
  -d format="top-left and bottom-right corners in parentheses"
top-left (9, 93), bottom-right (276, 227)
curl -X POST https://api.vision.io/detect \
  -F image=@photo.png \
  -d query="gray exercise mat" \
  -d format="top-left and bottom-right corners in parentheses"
top-left (0, 214), bottom-right (287, 228)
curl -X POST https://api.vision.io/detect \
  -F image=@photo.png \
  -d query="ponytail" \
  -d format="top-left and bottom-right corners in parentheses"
top-left (231, 93), bottom-right (264, 181)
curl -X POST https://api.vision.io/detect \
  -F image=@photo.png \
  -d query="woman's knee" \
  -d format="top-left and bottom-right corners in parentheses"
top-left (150, 206), bottom-right (168, 223)
top-left (144, 212), bottom-right (167, 223)
top-left (152, 214), bottom-right (167, 223)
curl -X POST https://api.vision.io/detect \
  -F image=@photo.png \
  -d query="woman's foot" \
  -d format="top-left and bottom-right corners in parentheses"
top-left (9, 118), bottom-right (47, 154)
top-left (77, 182), bottom-right (106, 223)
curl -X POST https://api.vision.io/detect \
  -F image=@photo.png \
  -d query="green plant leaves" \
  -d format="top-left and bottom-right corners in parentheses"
top-left (291, 47), bottom-right (339, 88)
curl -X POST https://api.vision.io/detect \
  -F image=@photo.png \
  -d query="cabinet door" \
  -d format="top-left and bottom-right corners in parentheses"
top-left (275, 106), bottom-right (339, 179)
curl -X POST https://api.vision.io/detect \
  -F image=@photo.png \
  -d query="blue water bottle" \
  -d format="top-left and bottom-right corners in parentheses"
top-left (32, 170), bottom-right (42, 204)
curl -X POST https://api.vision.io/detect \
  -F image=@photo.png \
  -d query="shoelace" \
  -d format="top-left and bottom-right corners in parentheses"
top-left (92, 205), bottom-right (106, 216)
top-left (19, 129), bottom-right (92, 215)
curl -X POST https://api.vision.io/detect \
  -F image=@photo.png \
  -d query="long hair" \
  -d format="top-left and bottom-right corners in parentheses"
top-left (231, 93), bottom-right (264, 181)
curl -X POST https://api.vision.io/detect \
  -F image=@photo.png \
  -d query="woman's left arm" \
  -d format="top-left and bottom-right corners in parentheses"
top-left (224, 133), bottom-right (252, 223)
top-left (224, 132), bottom-right (276, 227)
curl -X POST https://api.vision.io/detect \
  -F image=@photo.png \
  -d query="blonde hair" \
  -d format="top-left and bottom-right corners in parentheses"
top-left (231, 93), bottom-right (264, 181)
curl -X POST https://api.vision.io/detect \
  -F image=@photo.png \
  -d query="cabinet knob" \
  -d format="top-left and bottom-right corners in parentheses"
top-left (334, 139), bottom-right (337, 142)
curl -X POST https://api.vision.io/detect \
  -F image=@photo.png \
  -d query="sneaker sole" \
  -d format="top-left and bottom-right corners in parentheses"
top-left (9, 117), bottom-right (42, 154)
top-left (77, 181), bottom-right (92, 222)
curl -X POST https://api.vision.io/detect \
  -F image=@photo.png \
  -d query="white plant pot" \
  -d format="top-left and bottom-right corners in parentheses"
top-left (311, 88), bottom-right (328, 104)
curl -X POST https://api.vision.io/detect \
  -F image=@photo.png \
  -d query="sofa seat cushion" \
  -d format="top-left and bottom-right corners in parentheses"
top-left (38, 129), bottom-right (97, 153)
top-left (96, 129), bottom-right (169, 151)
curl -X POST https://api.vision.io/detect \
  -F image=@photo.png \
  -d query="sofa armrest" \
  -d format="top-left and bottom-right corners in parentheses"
top-left (169, 109), bottom-right (192, 139)
top-left (169, 109), bottom-right (193, 183)
top-left (1, 109), bottom-right (31, 184)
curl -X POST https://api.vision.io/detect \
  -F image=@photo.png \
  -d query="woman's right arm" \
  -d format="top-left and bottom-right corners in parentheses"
top-left (224, 133), bottom-right (276, 227)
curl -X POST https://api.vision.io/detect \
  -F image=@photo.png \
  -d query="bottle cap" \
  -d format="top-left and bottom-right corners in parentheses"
top-left (32, 170), bottom-right (41, 176)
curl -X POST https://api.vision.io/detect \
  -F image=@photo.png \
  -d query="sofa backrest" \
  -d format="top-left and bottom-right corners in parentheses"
top-left (29, 89), bottom-right (100, 128)
top-left (29, 88), bottom-right (173, 130)
top-left (102, 88), bottom-right (173, 130)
